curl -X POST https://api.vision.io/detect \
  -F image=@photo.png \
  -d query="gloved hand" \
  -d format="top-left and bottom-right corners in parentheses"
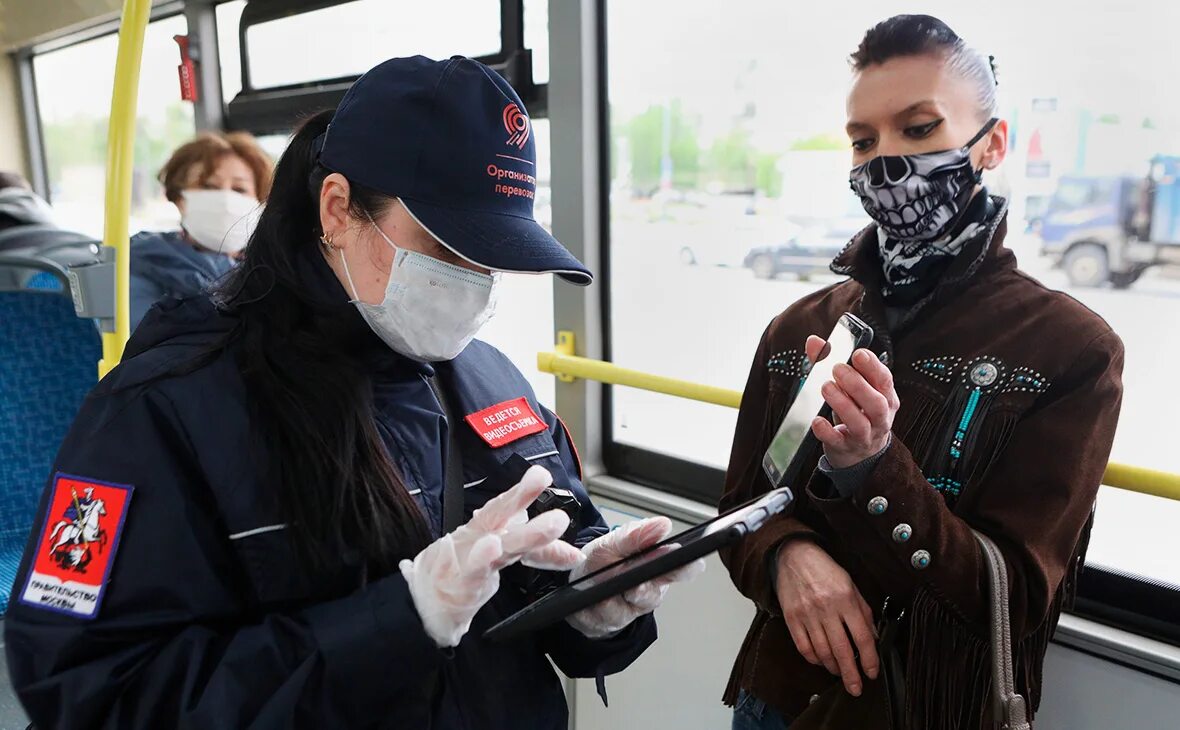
top-left (566, 517), bottom-right (706, 639)
top-left (400, 465), bottom-right (585, 647)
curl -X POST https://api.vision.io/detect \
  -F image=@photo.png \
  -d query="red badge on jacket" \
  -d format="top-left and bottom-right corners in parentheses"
top-left (465, 397), bottom-right (547, 448)
top-left (20, 474), bottom-right (133, 619)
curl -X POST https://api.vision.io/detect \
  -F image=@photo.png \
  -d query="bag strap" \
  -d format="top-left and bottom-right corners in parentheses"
top-left (972, 529), bottom-right (1032, 730)
top-left (427, 375), bottom-right (466, 534)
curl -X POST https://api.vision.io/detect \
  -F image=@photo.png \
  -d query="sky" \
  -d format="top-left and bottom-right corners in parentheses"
top-left (607, 0), bottom-right (1180, 152)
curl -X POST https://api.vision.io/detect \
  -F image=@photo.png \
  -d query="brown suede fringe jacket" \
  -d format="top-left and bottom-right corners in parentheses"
top-left (720, 198), bottom-right (1124, 729)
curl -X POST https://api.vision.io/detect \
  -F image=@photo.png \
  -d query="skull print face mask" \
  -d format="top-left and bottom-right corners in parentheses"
top-left (849, 118), bottom-right (997, 242)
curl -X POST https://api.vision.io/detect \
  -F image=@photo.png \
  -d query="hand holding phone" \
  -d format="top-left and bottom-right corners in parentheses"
top-left (762, 313), bottom-right (874, 487)
top-left (807, 337), bottom-right (899, 469)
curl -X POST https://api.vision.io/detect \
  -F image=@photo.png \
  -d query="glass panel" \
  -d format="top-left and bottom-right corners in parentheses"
top-left (524, 0), bottom-right (549, 85)
top-left (476, 118), bottom-right (555, 408)
top-left (606, 1), bottom-right (1180, 587)
top-left (243, 0), bottom-right (500, 89)
top-left (254, 132), bottom-right (292, 161)
top-left (33, 15), bottom-right (195, 238)
top-left (216, 0), bottom-right (247, 102)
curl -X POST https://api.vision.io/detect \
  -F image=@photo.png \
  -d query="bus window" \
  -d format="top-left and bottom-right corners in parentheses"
top-left (603, 0), bottom-right (1180, 629)
top-left (524, 0), bottom-right (549, 85)
top-left (237, 0), bottom-right (500, 91)
top-left (471, 117), bottom-right (556, 408)
top-left (31, 14), bottom-right (195, 238)
top-left (253, 133), bottom-right (292, 162)
top-left (216, 1), bottom-right (246, 102)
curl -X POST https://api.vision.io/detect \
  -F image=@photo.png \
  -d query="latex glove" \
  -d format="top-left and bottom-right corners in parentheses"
top-left (566, 517), bottom-right (706, 639)
top-left (400, 465), bottom-right (585, 647)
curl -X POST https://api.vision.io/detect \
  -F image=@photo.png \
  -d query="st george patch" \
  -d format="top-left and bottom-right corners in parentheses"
top-left (20, 474), bottom-right (133, 618)
top-left (464, 397), bottom-right (547, 448)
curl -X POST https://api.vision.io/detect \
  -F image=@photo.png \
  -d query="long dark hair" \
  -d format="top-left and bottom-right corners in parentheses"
top-left (216, 110), bottom-right (431, 573)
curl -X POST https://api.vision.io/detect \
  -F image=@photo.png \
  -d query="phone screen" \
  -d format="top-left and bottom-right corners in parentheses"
top-left (762, 314), bottom-right (869, 487)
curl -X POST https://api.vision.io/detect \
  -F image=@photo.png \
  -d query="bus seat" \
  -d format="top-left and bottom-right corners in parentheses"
top-left (0, 290), bottom-right (101, 614)
top-left (0, 224), bottom-right (95, 254)
top-left (23, 271), bottom-right (64, 293)
top-left (0, 231), bottom-right (101, 294)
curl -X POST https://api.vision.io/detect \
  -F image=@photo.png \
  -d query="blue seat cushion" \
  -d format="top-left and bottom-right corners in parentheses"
top-left (0, 290), bottom-right (100, 615)
top-left (0, 546), bottom-right (27, 615)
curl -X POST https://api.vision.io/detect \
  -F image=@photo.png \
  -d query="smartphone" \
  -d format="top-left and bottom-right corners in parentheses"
top-left (761, 312), bottom-right (874, 487)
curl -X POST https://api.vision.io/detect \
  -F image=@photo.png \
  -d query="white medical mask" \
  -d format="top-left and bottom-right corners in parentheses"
top-left (338, 216), bottom-right (499, 362)
top-left (180, 189), bottom-right (261, 254)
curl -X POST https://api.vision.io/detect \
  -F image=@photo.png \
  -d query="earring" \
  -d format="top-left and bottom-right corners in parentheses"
top-left (320, 233), bottom-right (335, 249)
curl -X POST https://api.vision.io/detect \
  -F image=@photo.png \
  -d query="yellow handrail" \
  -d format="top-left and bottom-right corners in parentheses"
top-left (1100, 463), bottom-right (1180, 502)
top-left (538, 340), bottom-right (1180, 502)
top-left (537, 351), bottom-right (742, 409)
top-left (98, 0), bottom-right (152, 378)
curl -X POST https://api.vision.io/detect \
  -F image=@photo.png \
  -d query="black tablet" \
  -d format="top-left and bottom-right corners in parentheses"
top-left (483, 486), bottom-right (793, 642)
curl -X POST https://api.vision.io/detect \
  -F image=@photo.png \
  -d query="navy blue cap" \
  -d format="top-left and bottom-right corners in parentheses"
top-left (319, 56), bottom-right (591, 286)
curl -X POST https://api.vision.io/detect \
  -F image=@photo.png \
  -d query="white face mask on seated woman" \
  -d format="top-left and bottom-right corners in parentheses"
top-left (336, 210), bottom-right (500, 362)
top-left (181, 188), bottom-right (261, 254)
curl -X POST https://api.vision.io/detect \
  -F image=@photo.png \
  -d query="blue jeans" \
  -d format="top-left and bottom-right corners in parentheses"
top-left (732, 689), bottom-right (792, 730)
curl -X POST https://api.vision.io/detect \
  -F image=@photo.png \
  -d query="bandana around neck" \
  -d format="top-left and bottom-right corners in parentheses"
top-left (876, 191), bottom-right (993, 305)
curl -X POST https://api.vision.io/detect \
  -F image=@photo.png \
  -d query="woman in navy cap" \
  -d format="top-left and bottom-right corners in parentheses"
top-left (5, 56), bottom-right (700, 729)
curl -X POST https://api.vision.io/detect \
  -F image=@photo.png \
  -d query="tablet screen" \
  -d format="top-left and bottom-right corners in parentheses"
top-left (566, 488), bottom-right (792, 592)
top-left (484, 488), bottom-right (792, 642)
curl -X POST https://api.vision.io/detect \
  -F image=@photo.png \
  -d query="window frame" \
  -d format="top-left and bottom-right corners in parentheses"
top-left (224, 0), bottom-right (546, 136)
top-left (593, 0), bottom-right (1180, 647)
top-left (16, 1), bottom-right (190, 203)
top-left (1075, 566), bottom-right (1180, 646)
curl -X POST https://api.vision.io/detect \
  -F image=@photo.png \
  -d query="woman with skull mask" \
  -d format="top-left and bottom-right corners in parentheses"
top-left (721, 15), bottom-right (1124, 730)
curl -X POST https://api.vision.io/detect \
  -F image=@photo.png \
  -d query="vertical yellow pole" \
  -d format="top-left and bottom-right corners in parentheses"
top-left (98, 0), bottom-right (152, 378)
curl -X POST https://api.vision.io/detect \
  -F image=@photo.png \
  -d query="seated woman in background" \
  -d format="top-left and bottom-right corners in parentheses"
top-left (130, 132), bottom-right (273, 330)
top-left (0, 171), bottom-right (55, 236)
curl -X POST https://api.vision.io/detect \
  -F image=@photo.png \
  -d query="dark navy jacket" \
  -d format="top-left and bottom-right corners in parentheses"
top-left (129, 230), bottom-right (235, 331)
top-left (4, 253), bottom-right (655, 729)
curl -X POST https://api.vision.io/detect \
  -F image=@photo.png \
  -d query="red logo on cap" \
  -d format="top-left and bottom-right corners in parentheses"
top-left (503, 103), bottom-right (530, 150)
